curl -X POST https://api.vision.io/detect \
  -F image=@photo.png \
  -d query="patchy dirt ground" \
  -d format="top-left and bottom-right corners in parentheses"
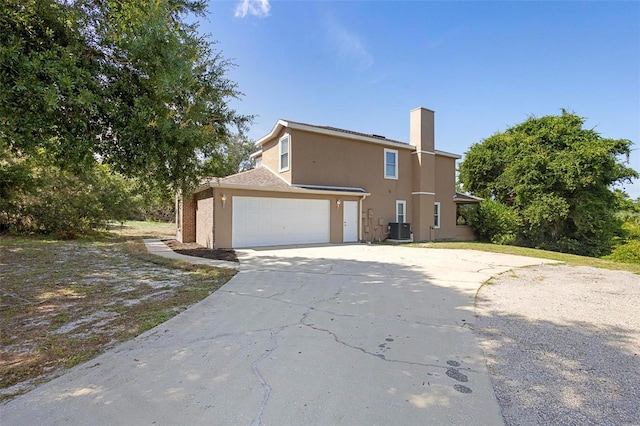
top-left (163, 239), bottom-right (238, 262)
top-left (475, 265), bottom-right (640, 426)
top-left (0, 233), bottom-right (235, 401)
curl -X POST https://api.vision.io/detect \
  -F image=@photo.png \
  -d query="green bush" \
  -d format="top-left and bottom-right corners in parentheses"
top-left (468, 200), bottom-right (521, 245)
top-left (604, 240), bottom-right (640, 264)
top-left (0, 153), bottom-right (140, 237)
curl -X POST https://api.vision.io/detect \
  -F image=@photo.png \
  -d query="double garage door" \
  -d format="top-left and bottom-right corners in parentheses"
top-left (232, 196), bottom-right (330, 248)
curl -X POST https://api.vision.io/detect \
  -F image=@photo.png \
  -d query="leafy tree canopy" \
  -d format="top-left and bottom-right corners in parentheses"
top-left (1, 0), bottom-right (250, 192)
top-left (459, 110), bottom-right (638, 256)
top-left (200, 133), bottom-right (256, 178)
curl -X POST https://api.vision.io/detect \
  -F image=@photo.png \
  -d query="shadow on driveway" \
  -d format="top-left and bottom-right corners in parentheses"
top-left (1, 244), bottom-right (554, 425)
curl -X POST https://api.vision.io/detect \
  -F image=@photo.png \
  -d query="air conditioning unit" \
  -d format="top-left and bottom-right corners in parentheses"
top-left (388, 222), bottom-right (411, 240)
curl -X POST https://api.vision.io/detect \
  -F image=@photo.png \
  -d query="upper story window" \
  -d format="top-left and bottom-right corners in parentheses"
top-left (384, 148), bottom-right (398, 179)
top-left (279, 135), bottom-right (290, 172)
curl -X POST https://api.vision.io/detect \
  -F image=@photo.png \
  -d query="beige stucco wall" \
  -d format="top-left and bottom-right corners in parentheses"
top-left (449, 224), bottom-right (476, 241)
top-left (195, 189), bottom-right (214, 248)
top-left (209, 187), bottom-right (362, 248)
top-left (257, 127), bottom-right (470, 242)
top-left (224, 110), bottom-right (473, 245)
top-left (286, 129), bottom-right (414, 242)
top-left (433, 155), bottom-right (471, 240)
top-left (259, 129), bottom-right (292, 184)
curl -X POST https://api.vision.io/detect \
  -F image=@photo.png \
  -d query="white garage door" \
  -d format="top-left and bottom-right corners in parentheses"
top-left (232, 196), bottom-right (330, 248)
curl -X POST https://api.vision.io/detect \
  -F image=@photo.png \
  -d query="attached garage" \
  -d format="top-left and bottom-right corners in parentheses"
top-left (232, 196), bottom-right (330, 248)
top-left (176, 167), bottom-right (368, 249)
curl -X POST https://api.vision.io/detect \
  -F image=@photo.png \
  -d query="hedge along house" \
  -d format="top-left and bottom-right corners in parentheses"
top-left (176, 107), bottom-right (477, 248)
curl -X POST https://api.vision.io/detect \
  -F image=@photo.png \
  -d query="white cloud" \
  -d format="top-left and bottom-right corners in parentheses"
top-left (235, 0), bottom-right (270, 18)
top-left (326, 17), bottom-right (373, 72)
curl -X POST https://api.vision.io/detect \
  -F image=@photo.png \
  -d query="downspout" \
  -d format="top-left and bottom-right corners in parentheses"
top-left (359, 194), bottom-right (368, 243)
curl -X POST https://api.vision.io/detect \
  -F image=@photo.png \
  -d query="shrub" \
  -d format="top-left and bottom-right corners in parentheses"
top-left (0, 155), bottom-right (140, 237)
top-left (604, 240), bottom-right (640, 264)
top-left (468, 199), bottom-right (521, 245)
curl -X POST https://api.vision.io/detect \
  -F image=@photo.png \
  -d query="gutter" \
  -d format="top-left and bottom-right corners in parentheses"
top-left (194, 181), bottom-right (371, 198)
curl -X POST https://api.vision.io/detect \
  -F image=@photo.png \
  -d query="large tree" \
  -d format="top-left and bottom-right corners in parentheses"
top-left (458, 111), bottom-right (638, 256)
top-left (199, 133), bottom-right (257, 178)
top-left (0, 0), bottom-right (249, 191)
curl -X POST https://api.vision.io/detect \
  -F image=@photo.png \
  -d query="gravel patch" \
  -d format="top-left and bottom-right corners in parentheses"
top-left (475, 265), bottom-right (640, 426)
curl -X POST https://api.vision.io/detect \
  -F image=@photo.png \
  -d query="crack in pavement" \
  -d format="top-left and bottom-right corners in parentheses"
top-left (300, 319), bottom-right (483, 375)
top-left (224, 290), bottom-right (357, 319)
top-left (250, 325), bottom-right (288, 426)
top-left (239, 261), bottom-right (390, 278)
top-left (242, 268), bottom-right (385, 277)
top-left (225, 290), bottom-right (469, 332)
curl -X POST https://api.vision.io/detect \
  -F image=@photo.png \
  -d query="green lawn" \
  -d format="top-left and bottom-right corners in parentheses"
top-left (409, 241), bottom-right (640, 274)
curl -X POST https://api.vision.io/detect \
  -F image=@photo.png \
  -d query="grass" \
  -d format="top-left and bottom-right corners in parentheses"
top-left (0, 221), bottom-right (235, 401)
top-left (409, 241), bottom-right (640, 274)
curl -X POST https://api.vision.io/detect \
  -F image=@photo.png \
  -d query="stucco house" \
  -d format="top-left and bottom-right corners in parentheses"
top-left (176, 107), bottom-right (478, 248)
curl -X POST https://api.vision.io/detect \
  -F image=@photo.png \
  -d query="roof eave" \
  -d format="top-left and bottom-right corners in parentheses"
top-left (255, 120), bottom-right (288, 146)
top-left (256, 120), bottom-right (414, 151)
top-left (453, 192), bottom-right (484, 203)
top-left (194, 181), bottom-right (370, 197)
top-left (435, 150), bottom-right (461, 159)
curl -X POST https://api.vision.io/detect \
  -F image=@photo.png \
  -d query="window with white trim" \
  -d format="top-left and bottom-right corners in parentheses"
top-left (396, 200), bottom-right (406, 223)
top-left (384, 149), bottom-right (398, 179)
top-left (434, 202), bottom-right (441, 229)
top-left (279, 135), bottom-right (290, 172)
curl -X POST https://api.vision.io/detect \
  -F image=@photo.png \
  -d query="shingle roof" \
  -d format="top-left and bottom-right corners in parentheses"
top-left (215, 167), bottom-right (290, 188)
top-left (453, 192), bottom-right (483, 203)
top-left (283, 120), bottom-right (408, 146)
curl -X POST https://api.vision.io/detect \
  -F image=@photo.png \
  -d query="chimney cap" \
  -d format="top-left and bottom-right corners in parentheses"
top-left (410, 106), bottom-right (435, 113)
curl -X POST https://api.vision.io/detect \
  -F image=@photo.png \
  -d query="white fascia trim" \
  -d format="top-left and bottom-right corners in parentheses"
top-left (249, 150), bottom-right (262, 159)
top-left (412, 150), bottom-right (435, 155)
top-left (435, 150), bottom-right (461, 159)
top-left (255, 120), bottom-right (288, 146)
top-left (256, 120), bottom-right (414, 150)
top-left (412, 191), bottom-right (436, 195)
top-left (293, 184), bottom-right (367, 192)
top-left (200, 182), bottom-right (370, 197)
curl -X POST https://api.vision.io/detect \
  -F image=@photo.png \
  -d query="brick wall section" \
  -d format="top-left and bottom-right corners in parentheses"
top-left (180, 194), bottom-right (196, 243)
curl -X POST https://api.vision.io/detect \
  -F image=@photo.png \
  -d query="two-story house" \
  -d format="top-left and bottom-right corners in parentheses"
top-left (176, 107), bottom-right (478, 248)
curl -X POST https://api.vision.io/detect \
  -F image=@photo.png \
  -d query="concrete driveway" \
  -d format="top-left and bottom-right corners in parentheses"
top-left (1, 244), bottom-right (555, 425)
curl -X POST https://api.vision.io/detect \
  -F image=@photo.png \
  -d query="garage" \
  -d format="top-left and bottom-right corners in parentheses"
top-left (232, 196), bottom-right (330, 248)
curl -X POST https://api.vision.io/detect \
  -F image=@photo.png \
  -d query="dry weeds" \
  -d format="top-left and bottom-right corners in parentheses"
top-left (0, 222), bottom-right (235, 401)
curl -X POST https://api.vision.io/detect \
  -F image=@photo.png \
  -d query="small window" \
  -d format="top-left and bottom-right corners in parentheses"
top-left (279, 135), bottom-right (290, 172)
top-left (384, 149), bottom-right (398, 179)
top-left (396, 200), bottom-right (406, 223)
top-left (434, 202), bottom-right (441, 229)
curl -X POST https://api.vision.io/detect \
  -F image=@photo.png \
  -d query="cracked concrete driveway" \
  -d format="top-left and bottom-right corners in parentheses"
top-left (0, 244), bottom-right (556, 425)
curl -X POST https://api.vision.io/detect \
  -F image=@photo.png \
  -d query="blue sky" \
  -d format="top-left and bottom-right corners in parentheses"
top-left (201, 1), bottom-right (640, 198)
